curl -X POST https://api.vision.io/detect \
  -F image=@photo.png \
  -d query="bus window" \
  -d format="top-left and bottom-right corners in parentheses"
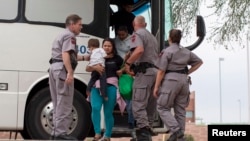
top-left (25, 0), bottom-right (94, 24)
top-left (0, 0), bottom-right (18, 20)
top-left (110, 4), bottom-right (118, 13)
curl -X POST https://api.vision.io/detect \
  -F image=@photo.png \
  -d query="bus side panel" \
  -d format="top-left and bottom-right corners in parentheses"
top-left (0, 23), bottom-right (96, 72)
top-left (0, 23), bottom-right (60, 71)
top-left (17, 72), bottom-right (49, 129)
top-left (0, 71), bottom-right (18, 129)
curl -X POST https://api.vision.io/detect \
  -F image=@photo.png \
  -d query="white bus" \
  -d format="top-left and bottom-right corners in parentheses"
top-left (0, 0), bottom-right (205, 140)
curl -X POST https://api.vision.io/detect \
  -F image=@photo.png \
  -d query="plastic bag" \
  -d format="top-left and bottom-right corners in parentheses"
top-left (118, 74), bottom-right (134, 100)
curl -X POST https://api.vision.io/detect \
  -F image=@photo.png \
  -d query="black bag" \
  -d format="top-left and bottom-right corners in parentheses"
top-left (70, 52), bottom-right (78, 70)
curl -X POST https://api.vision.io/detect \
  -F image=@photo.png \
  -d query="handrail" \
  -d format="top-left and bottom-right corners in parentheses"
top-left (185, 15), bottom-right (206, 51)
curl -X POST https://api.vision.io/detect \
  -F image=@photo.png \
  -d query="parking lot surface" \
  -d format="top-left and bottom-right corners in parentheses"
top-left (0, 132), bottom-right (166, 141)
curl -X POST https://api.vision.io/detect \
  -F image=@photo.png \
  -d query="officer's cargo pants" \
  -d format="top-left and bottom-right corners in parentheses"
top-left (49, 63), bottom-right (74, 136)
top-left (132, 72), bottom-right (156, 129)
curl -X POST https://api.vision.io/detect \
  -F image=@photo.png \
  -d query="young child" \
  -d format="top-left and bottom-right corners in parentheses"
top-left (86, 38), bottom-right (108, 101)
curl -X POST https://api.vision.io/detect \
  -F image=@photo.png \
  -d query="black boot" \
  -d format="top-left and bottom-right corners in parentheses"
top-left (136, 127), bottom-right (152, 141)
top-left (167, 129), bottom-right (184, 141)
top-left (149, 127), bottom-right (158, 136)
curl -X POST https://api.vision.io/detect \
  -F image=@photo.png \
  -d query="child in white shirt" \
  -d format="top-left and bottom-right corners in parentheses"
top-left (86, 38), bottom-right (108, 101)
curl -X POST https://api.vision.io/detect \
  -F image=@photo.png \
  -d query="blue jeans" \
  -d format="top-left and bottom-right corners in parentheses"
top-left (125, 99), bottom-right (135, 125)
top-left (90, 85), bottom-right (117, 138)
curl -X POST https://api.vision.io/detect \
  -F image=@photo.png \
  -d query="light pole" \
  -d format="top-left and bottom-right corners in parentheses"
top-left (238, 99), bottom-right (241, 123)
top-left (247, 31), bottom-right (250, 124)
top-left (219, 57), bottom-right (224, 123)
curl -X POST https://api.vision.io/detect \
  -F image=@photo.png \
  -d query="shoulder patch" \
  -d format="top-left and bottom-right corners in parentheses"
top-left (159, 50), bottom-right (164, 57)
top-left (71, 37), bottom-right (76, 44)
top-left (131, 34), bottom-right (136, 42)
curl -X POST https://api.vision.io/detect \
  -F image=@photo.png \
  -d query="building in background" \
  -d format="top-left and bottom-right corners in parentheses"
top-left (186, 91), bottom-right (195, 123)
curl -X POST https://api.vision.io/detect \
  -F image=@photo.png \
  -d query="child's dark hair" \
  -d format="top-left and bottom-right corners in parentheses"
top-left (88, 38), bottom-right (100, 48)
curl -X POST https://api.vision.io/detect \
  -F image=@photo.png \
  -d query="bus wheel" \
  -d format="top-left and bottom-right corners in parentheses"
top-left (24, 87), bottom-right (91, 140)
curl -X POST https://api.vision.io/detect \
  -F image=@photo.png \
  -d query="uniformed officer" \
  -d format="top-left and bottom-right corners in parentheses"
top-left (49, 14), bottom-right (87, 140)
top-left (153, 29), bottom-right (203, 141)
top-left (125, 16), bottom-right (159, 141)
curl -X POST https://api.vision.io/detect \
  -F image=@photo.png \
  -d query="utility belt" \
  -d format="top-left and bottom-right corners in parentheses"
top-left (130, 62), bottom-right (157, 74)
top-left (166, 67), bottom-right (188, 74)
top-left (49, 57), bottom-right (78, 71)
top-left (49, 58), bottom-right (63, 64)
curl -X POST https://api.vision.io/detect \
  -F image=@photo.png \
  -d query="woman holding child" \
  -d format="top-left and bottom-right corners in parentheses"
top-left (86, 38), bottom-right (124, 141)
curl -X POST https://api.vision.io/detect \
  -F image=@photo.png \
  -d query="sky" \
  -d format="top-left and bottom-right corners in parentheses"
top-left (181, 1), bottom-right (250, 124)
top-left (189, 37), bottom-right (249, 124)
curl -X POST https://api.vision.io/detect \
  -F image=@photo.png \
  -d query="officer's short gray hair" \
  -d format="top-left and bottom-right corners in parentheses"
top-left (65, 14), bottom-right (82, 26)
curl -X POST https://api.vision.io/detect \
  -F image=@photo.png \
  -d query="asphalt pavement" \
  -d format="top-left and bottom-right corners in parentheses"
top-left (0, 132), bottom-right (166, 141)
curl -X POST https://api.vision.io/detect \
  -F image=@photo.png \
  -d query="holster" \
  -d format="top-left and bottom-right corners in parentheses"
top-left (130, 62), bottom-right (157, 74)
top-left (69, 51), bottom-right (78, 71)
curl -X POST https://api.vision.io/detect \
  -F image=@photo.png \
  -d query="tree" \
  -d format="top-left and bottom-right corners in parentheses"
top-left (171, 0), bottom-right (201, 37)
top-left (171, 0), bottom-right (250, 49)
